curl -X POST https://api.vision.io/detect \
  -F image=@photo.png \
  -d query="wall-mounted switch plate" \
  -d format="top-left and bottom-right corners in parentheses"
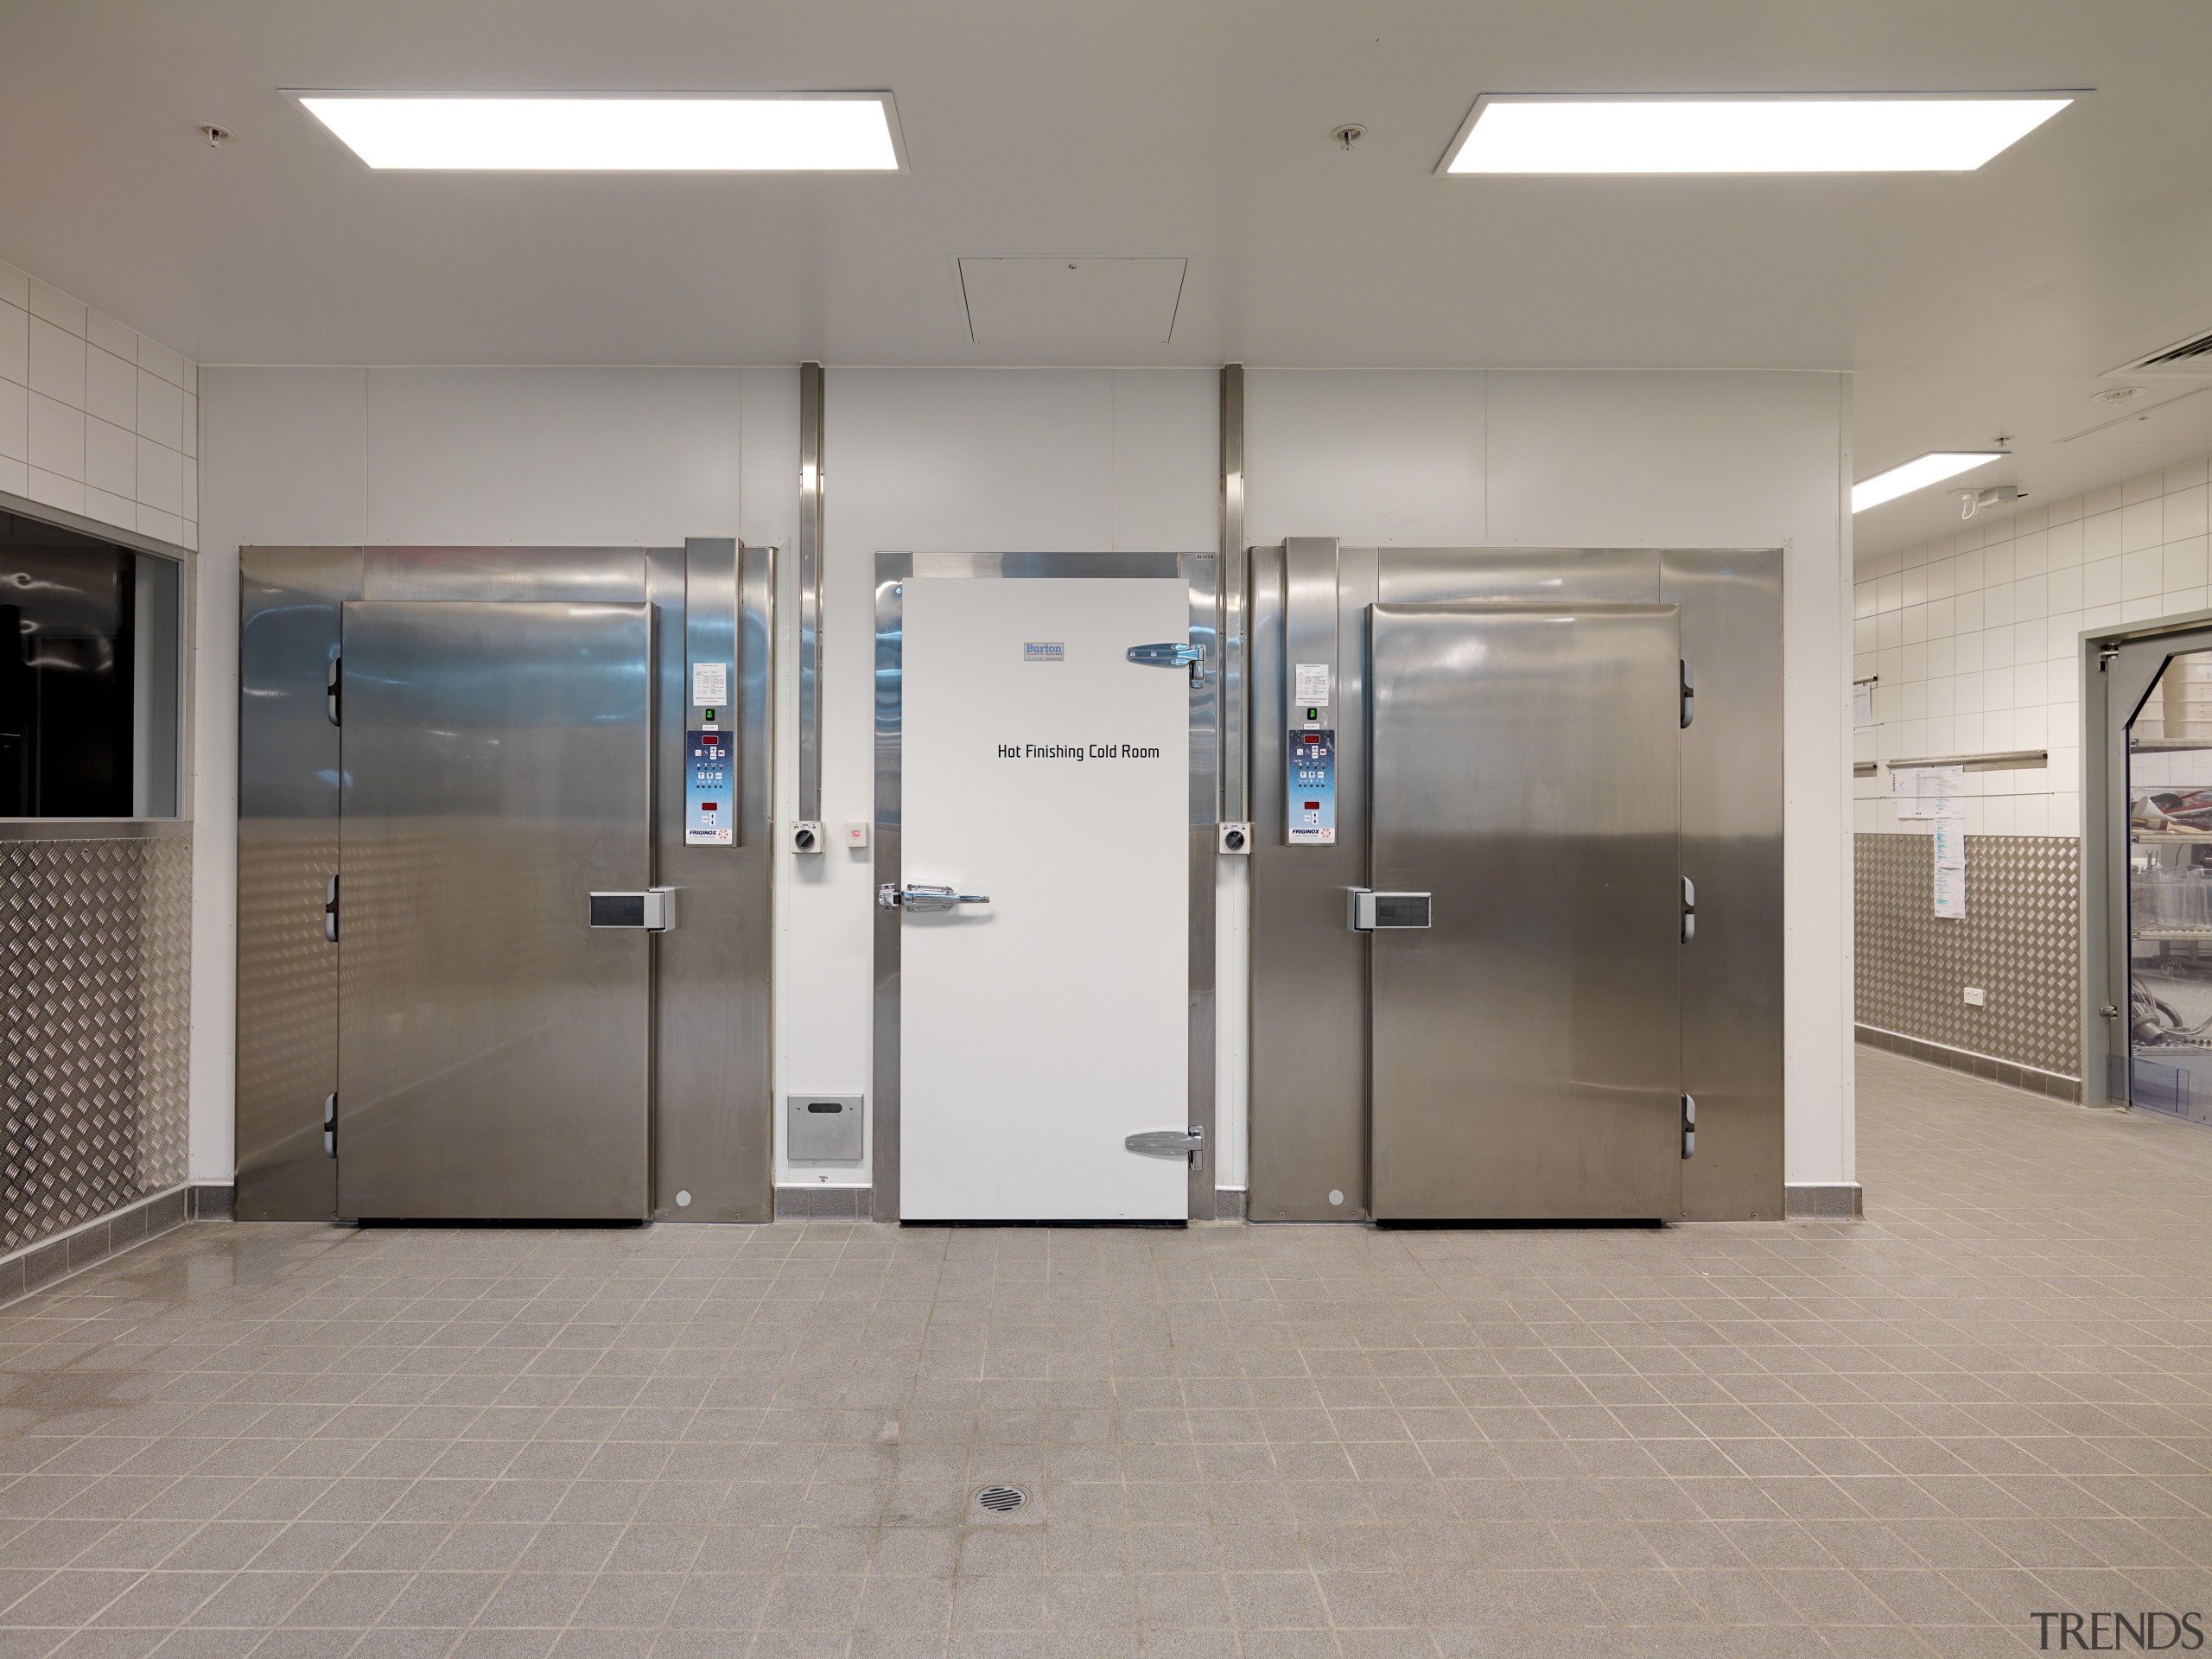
top-left (1962, 986), bottom-right (1986, 1007)
top-left (844, 821), bottom-right (870, 849)
top-left (1218, 822), bottom-right (1251, 855)
top-left (791, 821), bottom-right (823, 854)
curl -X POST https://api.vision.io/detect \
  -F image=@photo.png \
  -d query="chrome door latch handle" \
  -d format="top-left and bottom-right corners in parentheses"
top-left (1126, 641), bottom-right (1208, 684)
top-left (1126, 1125), bottom-right (1205, 1173)
top-left (879, 882), bottom-right (991, 912)
top-left (324, 874), bottom-right (339, 943)
top-left (1681, 876), bottom-right (1696, 944)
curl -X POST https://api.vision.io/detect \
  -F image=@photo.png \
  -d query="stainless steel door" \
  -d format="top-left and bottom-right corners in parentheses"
top-left (1367, 602), bottom-right (1682, 1219)
top-left (337, 601), bottom-right (653, 1219)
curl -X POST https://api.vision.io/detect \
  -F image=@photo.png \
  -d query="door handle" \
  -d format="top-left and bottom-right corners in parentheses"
top-left (1126, 1125), bottom-right (1205, 1173)
top-left (878, 882), bottom-right (991, 912)
top-left (1681, 876), bottom-right (1696, 944)
top-left (324, 875), bottom-right (339, 943)
top-left (1126, 642), bottom-right (1208, 684)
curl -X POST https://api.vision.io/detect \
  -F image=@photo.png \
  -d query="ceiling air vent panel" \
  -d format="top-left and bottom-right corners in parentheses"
top-left (2112, 328), bottom-right (2212, 377)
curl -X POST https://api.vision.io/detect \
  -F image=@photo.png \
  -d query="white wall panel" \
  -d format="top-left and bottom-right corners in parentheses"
top-left (365, 369), bottom-right (742, 546)
top-left (1246, 371), bottom-right (1485, 546)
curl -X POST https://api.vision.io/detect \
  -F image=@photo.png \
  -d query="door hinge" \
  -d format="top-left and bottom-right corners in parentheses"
top-left (1127, 641), bottom-right (1208, 685)
top-left (323, 1092), bottom-right (337, 1159)
top-left (1681, 1095), bottom-right (1696, 1160)
top-left (1680, 659), bottom-right (1695, 729)
top-left (326, 655), bottom-right (341, 726)
top-left (2099, 646), bottom-right (2119, 672)
top-left (324, 874), bottom-right (339, 943)
top-left (1681, 876), bottom-right (1696, 944)
top-left (1126, 1124), bottom-right (1205, 1173)
top-left (2101, 1003), bottom-right (2121, 1019)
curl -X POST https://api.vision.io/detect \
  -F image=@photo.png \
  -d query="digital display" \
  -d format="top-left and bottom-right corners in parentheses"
top-left (1287, 728), bottom-right (1336, 846)
top-left (685, 729), bottom-right (734, 845)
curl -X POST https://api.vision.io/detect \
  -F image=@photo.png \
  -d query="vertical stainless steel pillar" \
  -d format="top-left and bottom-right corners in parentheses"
top-left (798, 362), bottom-right (825, 825)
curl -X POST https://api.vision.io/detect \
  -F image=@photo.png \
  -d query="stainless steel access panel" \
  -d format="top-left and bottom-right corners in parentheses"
top-left (1366, 603), bottom-right (1683, 1219)
top-left (236, 543), bottom-right (776, 1224)
top-left (337, 601), bottom-right (653, 1219)
top-left (1248, 545), bottom-right (1783, 1223)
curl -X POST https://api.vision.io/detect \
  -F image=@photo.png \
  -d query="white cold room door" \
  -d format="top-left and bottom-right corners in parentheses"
top-left (899, 575), bottom-right (1192, 1220)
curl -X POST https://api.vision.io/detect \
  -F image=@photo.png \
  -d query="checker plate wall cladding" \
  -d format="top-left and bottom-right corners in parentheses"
top-left (1854, 832), bottom-right (2081, 1078)
top-left (2, 837), bottom-right (192, 1255)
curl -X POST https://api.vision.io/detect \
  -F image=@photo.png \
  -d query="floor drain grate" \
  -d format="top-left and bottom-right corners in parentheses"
top-left (973, 1484), bottom-right (1028, 1514)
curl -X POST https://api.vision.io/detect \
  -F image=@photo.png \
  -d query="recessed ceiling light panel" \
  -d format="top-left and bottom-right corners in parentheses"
top-left (1440, 93), bottom-right (2076, 175)
top-left (290, 92), bottom-right (903, 171)
top-left (1852, 452), bottom-right (2008, 514)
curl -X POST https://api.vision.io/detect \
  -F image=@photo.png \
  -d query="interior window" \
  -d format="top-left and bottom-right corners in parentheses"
top-left (0, 506), bottom-right (181, 818)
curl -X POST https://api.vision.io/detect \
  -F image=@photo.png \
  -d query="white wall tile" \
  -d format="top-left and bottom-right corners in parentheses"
top-left (86, 346), bottom-right (135, 428)
top-left (2123, 498), bottom-right (2164, 552)
top-left (0, 379), bottom-right (23, 463)
top-left (136, 335), bottom-right (185, 389)
top-left (27, 391), bottom-right (83, 480)
top-left (27, 317), bottom-right (85, 407)
top-left (0, 260), bottom-right (27, 310)
top-left (137, 504), bottom-right (183, 544)
top-left (0, 300), bottom-right (25, 386)
top-left (137, 368), bottom-right (183, 450)
top-left (180, 391), bottom-right (197, 459)
top-left (86, 309), bottom-right (134, 362)
top-left (26, 278), bottom-right (85, 335)
top-left (27, 467), bottom-right (83, 514)
top-left (2164, 537), bottom-right (2209, 592)
top-left (136, 436), bottom-right (183, 514)
top-left (0, 455), bottom-right (24, 496)
top-left (83, 486), bottom-right (134, 528)
top-left (83, 415), bottom-right (134, 496)
top-left (1859, 446), bottom-right (2212, 838)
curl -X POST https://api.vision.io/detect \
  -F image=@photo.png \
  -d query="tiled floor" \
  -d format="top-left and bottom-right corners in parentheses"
top-left (5, 1051), bottom-right (2212, 1659)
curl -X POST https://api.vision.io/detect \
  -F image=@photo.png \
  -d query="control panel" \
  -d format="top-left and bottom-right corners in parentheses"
top-left (685, 724), bottom-right (733, 845)
top-left (1286, 723), bottom-right (1336, 845)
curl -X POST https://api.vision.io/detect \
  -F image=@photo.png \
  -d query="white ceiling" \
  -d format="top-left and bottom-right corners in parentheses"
top-left (5, 0), bottom-right (2211, 555)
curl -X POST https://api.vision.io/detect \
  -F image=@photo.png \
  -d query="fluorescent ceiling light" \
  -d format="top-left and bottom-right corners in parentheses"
top-left (1852, 452), bottom-right (2006, 514)
top-left (293, 92), bottom-right (901, 171)
top-left (1442, 94), bottom-right (2074, 175)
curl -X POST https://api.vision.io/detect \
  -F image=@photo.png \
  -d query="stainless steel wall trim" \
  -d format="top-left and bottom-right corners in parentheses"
top-left (870, 562), bottom-right (910, 1221)
top-left (1887, 749), bottom-right (2048, 772)
top-left (799, 363), bottom-right (825, 824)
top-left (653, 540), bottom-right (776, 1222)
top-left (1220, 365), bottom-right (1247, 823)
top-left (0, 819), bottom-right (191, 840)
top-left (870, 550), bottom-right (1218, 1224)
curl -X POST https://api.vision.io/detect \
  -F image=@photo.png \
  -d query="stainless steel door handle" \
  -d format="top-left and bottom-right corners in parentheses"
top-left (878, 882), bottom-right (991, 912)
top-left (1126, 1125), bottom-right (1205, 1173)
top-left (1126, 641), bottom-right (1208, 684)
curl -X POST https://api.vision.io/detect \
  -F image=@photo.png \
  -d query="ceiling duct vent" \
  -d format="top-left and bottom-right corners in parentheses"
top-left (2111, 329), bottom-right (2212, 377)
